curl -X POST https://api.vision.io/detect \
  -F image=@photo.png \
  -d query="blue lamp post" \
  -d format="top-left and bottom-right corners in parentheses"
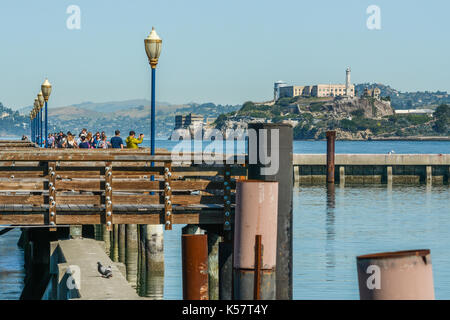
top-left (41, 79), bottom-right (52, 148)
top-left (144, 27), bottom-right (162, 164)
top-left (30, 112), bottom-right (34, 142)
top-left (34, 99), bottom-right (41, 147)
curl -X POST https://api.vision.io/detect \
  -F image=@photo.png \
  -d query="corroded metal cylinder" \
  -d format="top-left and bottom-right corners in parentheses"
top-left (233, 180), bottom-right (278, 300)
top-left (326, 130), bottom-right (336, 183)
top-left (357, 249), bottom-right (435, 300)
top-left (182, 234), bottom-right (209, 300)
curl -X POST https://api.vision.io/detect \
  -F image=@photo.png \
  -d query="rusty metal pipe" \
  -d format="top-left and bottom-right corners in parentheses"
top-left (356, 249), bottom-right (435, 300)
top-left (182, 234), bottom-right (209, 300)
top-left (253, 235), bottom-right (262, 300)
top-left (326, 131), bottom-right (336, 183)
top-left (233, 180), bottom-right (278, 300)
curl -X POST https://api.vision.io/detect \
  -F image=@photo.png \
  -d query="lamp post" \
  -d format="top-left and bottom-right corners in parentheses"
top-left (41, 79), bottom-right (52, 148)
top-left (33, 99), bottom-right (40, 146)
top-left (30, 112), bottom-right (34, 143)
top-left (144, 27), bottom-right (162, 162)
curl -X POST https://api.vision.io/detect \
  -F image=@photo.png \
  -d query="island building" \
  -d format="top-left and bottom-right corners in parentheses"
top-left (275, 67), bottom-right (355, 99)
top-left (363, 87), bottom-right (381, 99)
top-left (175, 113), bottom-right (204, 129)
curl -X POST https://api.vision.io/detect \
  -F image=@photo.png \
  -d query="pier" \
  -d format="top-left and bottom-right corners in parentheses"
top-left (1, 138), bottom-right (448, 300)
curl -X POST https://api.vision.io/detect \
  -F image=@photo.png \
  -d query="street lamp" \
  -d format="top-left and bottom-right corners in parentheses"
top-left (144, 27), bottom-right (162, 160)
top-left (41, 79), bottom-right (52, 148)
top-left (34, 99), bottom-right (41, 147)
top-left (30, 111), bottom-right (34, 143)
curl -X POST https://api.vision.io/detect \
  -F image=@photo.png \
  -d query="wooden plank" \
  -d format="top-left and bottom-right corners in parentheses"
top-left (0, 211), bottom-right (227, 225)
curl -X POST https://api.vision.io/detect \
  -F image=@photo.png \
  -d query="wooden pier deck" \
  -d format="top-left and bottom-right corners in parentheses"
top-left (0, 141), bottom-right (242, 231)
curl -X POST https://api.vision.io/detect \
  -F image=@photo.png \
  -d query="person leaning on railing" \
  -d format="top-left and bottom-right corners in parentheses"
top-left (125, 131), bottom-right (144, 149)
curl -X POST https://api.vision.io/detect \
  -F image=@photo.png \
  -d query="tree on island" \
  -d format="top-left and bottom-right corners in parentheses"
top-left (433, 104), bottom-right (449, 133)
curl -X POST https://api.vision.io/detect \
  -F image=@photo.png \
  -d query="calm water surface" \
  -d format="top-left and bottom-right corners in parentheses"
top-left (0, 140), bottom-right (449, 299)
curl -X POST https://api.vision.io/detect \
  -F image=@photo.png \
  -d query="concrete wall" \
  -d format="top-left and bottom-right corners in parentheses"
top-left (293, 154), bottom-right (450, 184)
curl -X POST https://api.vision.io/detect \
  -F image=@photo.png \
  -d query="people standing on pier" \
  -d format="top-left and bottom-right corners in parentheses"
top-left (110, 130), bottom-right (124, 149)
top-left (125, 131), bottom-right (144, 149)
top-left (66, 133), bottom-right (78, 148)
top-left (46, 134), bottom-right (54, 148)
top-left (98, 135), bottom-right (111, 149)
top-left (78, 135), bottom-right (90, 149)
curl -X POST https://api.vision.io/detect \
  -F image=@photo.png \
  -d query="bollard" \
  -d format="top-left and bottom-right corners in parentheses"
top-left (326, 130), bottom-right (336, 183)
top-left (182, 234), bottom-right (209, 300)
top-left (356, 249), bottom-right (435, 300)
top-left (247, 122), bottom-right (293, 300)
top-left (233, 180), bottom-right (278, 300)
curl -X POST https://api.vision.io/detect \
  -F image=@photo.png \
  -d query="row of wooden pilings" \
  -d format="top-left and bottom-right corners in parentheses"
top-left (326, 131), bottom-right (435, 299)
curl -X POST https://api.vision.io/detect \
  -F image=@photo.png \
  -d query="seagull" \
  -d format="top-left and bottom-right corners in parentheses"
top-left (97, 262), bottom-right (113, 278)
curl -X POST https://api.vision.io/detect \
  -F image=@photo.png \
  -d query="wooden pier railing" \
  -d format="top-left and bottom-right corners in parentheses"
top-left (0, 148), bottom-right (245, 231)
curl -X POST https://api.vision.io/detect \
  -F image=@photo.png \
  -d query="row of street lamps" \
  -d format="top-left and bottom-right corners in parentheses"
top-left (28, 27), bottom-right (161, 150)
top-left (29, 79), bottom-right (52, 147)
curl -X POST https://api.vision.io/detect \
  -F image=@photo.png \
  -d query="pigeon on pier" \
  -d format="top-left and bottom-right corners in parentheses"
top-left (97, 262), bottom-right (113, 278)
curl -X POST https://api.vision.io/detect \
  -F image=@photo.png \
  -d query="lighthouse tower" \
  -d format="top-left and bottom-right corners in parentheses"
top-left (345, 67), bottom-right (351, 97)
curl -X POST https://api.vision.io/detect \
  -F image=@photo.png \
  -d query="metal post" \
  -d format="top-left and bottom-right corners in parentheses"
top-left (357, 249), bottom-right (435, 300)
top-left (233, 180), bottom-right (278, 300)
top-left (326, 130), bottom-right (336, 183)
top-left (45, 101), bottom-right (48, 148)
top-left (40, 108), bottom-right (43, 147)
top-left (247, 123), bottom-right (293, 300)
top-left (151, 67), bottom-right (156, 165)
top-left (30, 119), bottom-right (32, 142)
top-left (182, 234), bottom-right (209, 300)
top-left (253, 234), bottom-right (262, 300)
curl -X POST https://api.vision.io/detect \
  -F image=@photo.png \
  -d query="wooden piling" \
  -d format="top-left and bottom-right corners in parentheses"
top-left (145, 225), bottom-right (165, 274)
top-left (125, 224), bottom-right (139, 288)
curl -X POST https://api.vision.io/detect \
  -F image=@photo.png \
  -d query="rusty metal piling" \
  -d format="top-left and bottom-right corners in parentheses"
top-left (182, 234), bottom-right (209, 300)
top-left (326, 130), bottom-right (336, 183)
top-left (233, 180), bottom-right (278, 300)
top-left (356, 249), bottom-right (435, 300)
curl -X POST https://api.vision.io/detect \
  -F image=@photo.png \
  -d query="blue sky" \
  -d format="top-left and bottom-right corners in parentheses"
top-left (0, 0), bottom-right (449, 109)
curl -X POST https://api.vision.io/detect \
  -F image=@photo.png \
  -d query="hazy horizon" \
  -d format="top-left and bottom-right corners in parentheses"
top-left (1, 0), bottom-right (449, 110)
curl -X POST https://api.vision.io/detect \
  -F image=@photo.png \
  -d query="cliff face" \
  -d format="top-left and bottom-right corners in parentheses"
top-left (322, 97), bottom-right (394, 119)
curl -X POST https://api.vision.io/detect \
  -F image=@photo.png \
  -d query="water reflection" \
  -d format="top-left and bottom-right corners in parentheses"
top-left (325, 184), bottom-right (336, 274)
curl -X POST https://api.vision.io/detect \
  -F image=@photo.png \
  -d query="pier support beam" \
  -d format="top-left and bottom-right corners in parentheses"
top-left (387, 166), bottom-right (393, 185)
top-left (248, 123), bottom-right (293, 300)
top-left (339, 166), bottom-right (345, 185)
top-left (145, 224), bottom-right (165, 274)
top-left (326, 131), bottom-right (336, 184)
top-left (219, 240), bottom-right (233, 300)
top-left (181, 233), bottom-right (209, 300)
top-left (203, 225), bottom-right (220, 300)
top-left (118, 224), bottom-right (126, 263)
top-left (125, 224), bottom-right (138, 287)
top-left (426, 166), bottom-right (432, 185)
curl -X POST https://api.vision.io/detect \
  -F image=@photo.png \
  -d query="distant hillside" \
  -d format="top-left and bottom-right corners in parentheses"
top-left (0, 102), bottom-right (29, 137)
top-left (214, 95), bottom-right (449, 140)
top-left (42, 101), bottom-right (240, 139)
top-left (355, 83), bottom-right (450, 109)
